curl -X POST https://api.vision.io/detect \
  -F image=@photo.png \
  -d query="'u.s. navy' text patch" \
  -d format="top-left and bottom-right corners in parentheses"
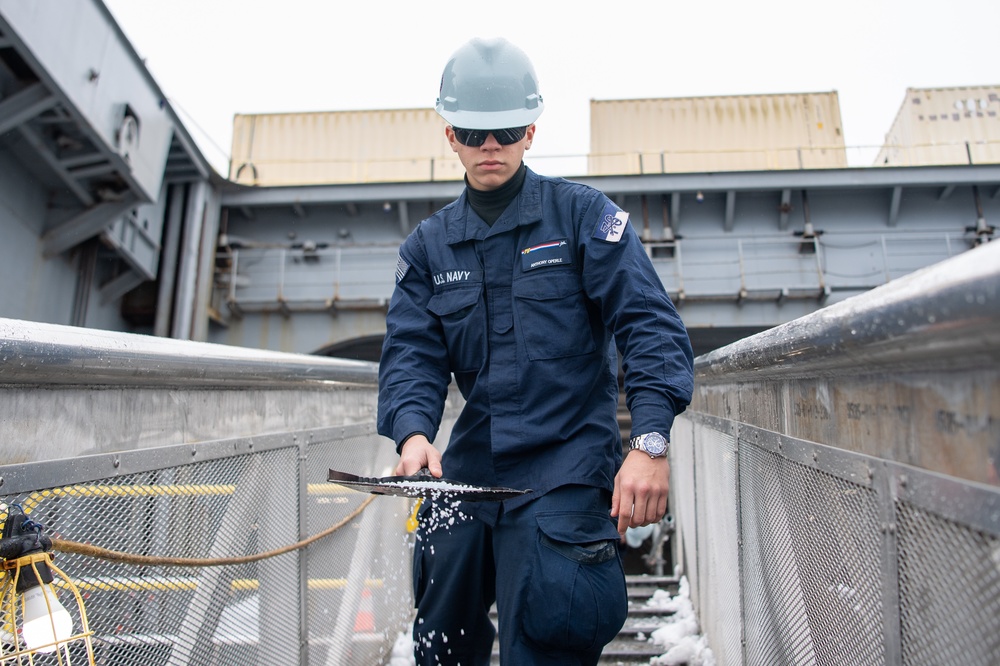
top-left (593, 201), bottom-right (629, 243)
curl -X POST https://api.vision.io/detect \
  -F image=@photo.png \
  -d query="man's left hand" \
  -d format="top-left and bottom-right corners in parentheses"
top-left (611, 451), bottom-right (670, 539)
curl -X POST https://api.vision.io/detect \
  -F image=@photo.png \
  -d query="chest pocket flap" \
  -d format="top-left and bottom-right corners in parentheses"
top-left (427, 285), bottom-right (486, 372)
top-left (428, 285), bottom-right (481, 317)
top-left (513, 273), bottom-right (597, 361)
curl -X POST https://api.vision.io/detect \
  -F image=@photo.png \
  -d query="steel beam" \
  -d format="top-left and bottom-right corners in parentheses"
top-left (16, 124), bottom-right (95, 206)
top-left (0, 82), bottom-right (58, 134)
top-left (397, 200), bottom-right (410, 237)
top-left (41, 200), bottom-right (135, 257)
top-left (219, 165), bottom-right (1000, 210)
top-left (778, 189), bottom-right (792, 230)
top-left (99, 267), bottom-right (145, 304)
top-left (724, 190), bottom-right (736, 231)
top-left (888, 186), bottom-right (902, 227)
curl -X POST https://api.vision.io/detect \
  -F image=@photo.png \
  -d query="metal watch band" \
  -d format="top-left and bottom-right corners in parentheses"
top-left (628, 431), bottom-right (668, 458)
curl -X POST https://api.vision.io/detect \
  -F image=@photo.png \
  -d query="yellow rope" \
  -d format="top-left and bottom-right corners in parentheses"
top-left (47, 495), bottom-right (376, 568)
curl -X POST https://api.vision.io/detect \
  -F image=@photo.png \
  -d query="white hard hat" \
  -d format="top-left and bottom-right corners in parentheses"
top-left (436, 38), bottom-right (544, 129)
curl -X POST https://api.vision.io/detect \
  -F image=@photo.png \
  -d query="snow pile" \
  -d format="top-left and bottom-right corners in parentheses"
top-left (387, 575), bottom-right (718, 665)
top-left (389, 630), bottom-right (415, 666)
top-left (645, 577), bottom-right (716, 666)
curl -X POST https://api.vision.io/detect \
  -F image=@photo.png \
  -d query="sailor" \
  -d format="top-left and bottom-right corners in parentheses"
top-left (377, 37), bottom-right (694, 665)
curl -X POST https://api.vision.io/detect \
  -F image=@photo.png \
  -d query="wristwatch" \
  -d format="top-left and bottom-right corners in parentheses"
top-left (629, 432), bottom-right (669, 458)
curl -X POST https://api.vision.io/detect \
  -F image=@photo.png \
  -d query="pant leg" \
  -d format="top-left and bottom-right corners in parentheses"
top-left (493, 486), bottom-right (628, 666)
top-left (411, 499), bottom-right (497, 666)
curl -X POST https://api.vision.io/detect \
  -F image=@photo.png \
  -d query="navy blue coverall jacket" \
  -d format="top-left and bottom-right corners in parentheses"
top-left (377, 167), bottom-right (693, 510)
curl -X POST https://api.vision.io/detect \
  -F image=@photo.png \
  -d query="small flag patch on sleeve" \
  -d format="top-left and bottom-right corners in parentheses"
top-left (395, 254), bottom-right (410, 283)
top-left (593, 201), bottom-right (629, 243)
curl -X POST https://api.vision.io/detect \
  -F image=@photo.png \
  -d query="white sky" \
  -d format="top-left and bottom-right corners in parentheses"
top-left (103, 0), bottom-right (1000, 175)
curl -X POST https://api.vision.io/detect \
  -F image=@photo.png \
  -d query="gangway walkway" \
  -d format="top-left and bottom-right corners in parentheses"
top-left (2, 239), bottom-right (999, 665)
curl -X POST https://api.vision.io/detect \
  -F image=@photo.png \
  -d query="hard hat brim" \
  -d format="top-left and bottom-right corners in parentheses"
top-left (436, 105), bottom-right (544, 130)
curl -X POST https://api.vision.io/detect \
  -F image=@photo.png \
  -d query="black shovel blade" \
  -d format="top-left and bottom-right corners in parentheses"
top-left (327, 469), bottom-right (531, 501)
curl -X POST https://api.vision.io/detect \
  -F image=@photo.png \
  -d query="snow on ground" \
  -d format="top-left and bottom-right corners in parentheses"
top-left (389, 630), bottom-right (415, 666)
top-left (388, 575), bottom-right (715, 666)
top-left (642, 576), bottom-right (716, 666)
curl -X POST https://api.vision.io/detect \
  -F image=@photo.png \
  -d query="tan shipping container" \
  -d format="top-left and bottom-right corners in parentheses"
top-left (875, 86), bottom-right (1000, 166)
top-left (588, 93), bottom-right (847, 175)
top-left (229, 108), bottom-right (465, 186)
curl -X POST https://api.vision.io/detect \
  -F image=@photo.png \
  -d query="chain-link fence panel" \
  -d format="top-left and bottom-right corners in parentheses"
top-left (0, 424), bottom-right (427, 666)
top-left (741, 439), bottom-right (885, 666)
top-left (671, 416), bottom-right (699, 606)
top-left (896, 502), bottom-right (1000, 664)
top-left (676, 413), bottom-right (1000, 666)
top-left (692, 419), bottom-right (742, 666)
top-left (303, 431), bottom-right (416, 666)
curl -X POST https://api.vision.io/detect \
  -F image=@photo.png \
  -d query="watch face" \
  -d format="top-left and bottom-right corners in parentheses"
top-left (644, 433), bottom-right (667, 455)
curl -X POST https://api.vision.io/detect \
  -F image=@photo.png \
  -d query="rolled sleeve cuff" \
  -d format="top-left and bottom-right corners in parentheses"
top-left (629, 401), bottom-right (678, 442)
top-left (392, 412), bottom-right (438, 453)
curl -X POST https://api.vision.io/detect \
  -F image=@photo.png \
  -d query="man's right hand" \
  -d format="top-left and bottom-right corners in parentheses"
top-left (396, 434), bottom-right (443, 477)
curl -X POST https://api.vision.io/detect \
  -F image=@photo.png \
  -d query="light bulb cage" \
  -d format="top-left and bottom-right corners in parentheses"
top-left (1, 544), bottom-right (95, 664)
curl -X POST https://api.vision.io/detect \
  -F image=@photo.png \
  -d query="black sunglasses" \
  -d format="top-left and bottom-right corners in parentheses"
top-left (452, 126), bottom-right (528, 147)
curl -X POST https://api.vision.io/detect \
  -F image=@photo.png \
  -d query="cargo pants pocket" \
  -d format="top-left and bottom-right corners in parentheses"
top-left (522, 511), bottom-right (628, 652)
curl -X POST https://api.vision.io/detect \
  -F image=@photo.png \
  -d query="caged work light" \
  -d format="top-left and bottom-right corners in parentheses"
top-left (0, 504), bottom-right (94, 665)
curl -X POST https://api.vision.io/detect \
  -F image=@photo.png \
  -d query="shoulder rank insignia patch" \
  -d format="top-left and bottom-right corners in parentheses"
top-left (593, 201), bottom-right (629, 243)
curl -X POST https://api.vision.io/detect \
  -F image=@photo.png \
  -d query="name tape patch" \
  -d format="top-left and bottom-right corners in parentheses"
top-left (521, 239), bottom-right (571, 272)
top-left (593, 202), bottom-right (629, 243)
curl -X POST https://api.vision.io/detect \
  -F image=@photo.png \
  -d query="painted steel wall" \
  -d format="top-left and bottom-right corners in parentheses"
top-left (0, 147), bottom-right (130, 330)
top-left (875, 86), bottom-right (1000, 166)
top-left (589, 93), bottom-right (847, 175)
top-left (229, 108), bottom-right (465, 185)
top-left (0, 0), bottom-right (175, 202)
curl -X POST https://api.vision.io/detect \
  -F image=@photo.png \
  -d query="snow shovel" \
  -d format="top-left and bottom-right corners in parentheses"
top-left (328, 468), bottom-right (531, 501)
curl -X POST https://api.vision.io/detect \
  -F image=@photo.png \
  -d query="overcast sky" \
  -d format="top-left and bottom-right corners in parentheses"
top-left (103, 0), bottom-right (999, 175)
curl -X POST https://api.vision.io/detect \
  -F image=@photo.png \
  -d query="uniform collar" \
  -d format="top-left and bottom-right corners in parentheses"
top-left (445, 166), bottom-right (543, 244)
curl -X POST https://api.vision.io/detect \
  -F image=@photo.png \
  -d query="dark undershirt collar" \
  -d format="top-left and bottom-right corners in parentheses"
top-left (466, 163), bottom-right (527, 226)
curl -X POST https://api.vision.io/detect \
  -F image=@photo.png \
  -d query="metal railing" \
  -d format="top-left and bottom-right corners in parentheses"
top-left (214, 231), bottom-right (971, 316)
top-left (223, 140), bottom-right (1000, 186)
top-left (671, 240), bottom-right (1000, 664)
top-left (0, 319), bottom-right (460, 666)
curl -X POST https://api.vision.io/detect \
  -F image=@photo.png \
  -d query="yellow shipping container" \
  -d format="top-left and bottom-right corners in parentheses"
top-left (229, 108), bottom-right (465, 186)
top-left (588, 93), bottom-right (847, 175)
top-left (875, 86), bottom-right (1000, 166)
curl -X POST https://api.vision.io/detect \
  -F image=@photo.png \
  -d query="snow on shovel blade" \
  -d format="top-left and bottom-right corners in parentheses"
top-left (327, 469), bottom-right (531, 501)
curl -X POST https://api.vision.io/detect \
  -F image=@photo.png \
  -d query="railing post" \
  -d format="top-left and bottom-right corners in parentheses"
top-left (675, 241), bottom-right (685, 297)
top-left (735, 422), bottom-right (747, 666)
top-left (230, 249), bottom-right (239, 304)
top-left (812, 236), bottom-right (825, 292)
top-left (880, 236), bottom-right (891, 284)
top-left (875, 463), bottom-right (903, 665)
top-left (737, 239), bottom-right (747, 299)
top-left (297, 434), bottom-right (310, 665)
top-left (278, 248), bottom-right (287, 303)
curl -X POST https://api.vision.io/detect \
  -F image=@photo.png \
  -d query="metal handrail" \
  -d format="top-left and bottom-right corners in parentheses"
top-left (0, 317), bottom-right (378, 388)
top-left (694, 240), bottom-right (1000, 380)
